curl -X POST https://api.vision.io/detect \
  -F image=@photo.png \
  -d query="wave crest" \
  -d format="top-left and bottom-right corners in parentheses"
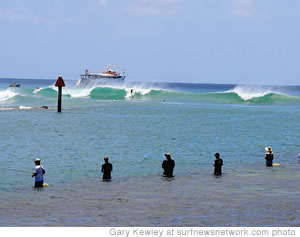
top-left (1, 84), bottom-right (300, 104)
top-left (227, 85), bottom-right (275, 100)
top-left (0, 89), bottom-right (18, 102)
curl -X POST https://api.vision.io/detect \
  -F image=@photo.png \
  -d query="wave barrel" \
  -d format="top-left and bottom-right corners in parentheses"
top-left (55, 76), bottom-right (65, 112)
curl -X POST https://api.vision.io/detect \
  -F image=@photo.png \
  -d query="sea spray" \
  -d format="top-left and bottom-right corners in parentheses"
top-left (0, 89), bottom-right (17, 102)
top-left (227, 84), bottom-right (275, 100)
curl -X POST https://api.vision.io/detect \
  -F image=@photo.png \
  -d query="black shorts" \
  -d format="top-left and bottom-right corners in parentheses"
top-left (35, 181), bottom-right (44, 188)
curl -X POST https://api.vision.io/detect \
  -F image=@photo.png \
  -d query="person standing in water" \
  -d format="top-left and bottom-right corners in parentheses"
top-left (32, 158), bottom-right (45, 188)
top-left (101, 157), bottom-right (113, 180)
top-left (213, 153), bottom-right (223, 176)
top-left (265, 146), bottom-right (274, 167)
top-left (162, 153), bottom-right (175, 177)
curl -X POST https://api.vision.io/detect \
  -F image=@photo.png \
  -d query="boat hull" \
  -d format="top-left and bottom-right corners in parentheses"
top-left (77, 76), bottom-right (125, 86)
top-left (9, 84), bottom-right (21, 87)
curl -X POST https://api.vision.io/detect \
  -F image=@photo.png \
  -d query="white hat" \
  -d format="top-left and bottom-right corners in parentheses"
top-left (265, 146), bottom-right (272, 152)
top-left (34, 158), bottom-right (41, 162)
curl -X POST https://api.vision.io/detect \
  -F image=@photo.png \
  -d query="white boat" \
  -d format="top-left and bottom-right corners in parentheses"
top-left (77, 64), bottom-right (125, 85)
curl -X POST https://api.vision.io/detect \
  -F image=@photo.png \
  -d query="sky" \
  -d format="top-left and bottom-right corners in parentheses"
top-left (0, 0), bottom-right (300, 85)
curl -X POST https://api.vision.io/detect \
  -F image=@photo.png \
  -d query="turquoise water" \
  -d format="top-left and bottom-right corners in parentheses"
top-left (1, 78), bottom-right (300, 226)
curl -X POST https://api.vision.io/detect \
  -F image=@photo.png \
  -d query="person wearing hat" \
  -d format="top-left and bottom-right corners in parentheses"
top-left (32, 158), bottom-right (45, 188)
top-left (101, 157), bottom-right (113, 180)
top-left (162, 153), bottom-right (175, 177)
top-left (265, 146), bottom-right (274, 167)
top-left (213, 153), bottom-right (223, 176)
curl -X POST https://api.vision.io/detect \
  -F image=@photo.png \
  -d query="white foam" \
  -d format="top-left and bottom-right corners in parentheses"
top-left (0, 89), bottom-right (17, 102)
top-left (64, 88), bottom-right (91, 98)
top-left (48, 84), bottom-right (92, 98)
top-left (228, 85), bottom-right (275, 100)
top-left (33, 87), bottom-right (41, 94)
top-left (0, 107), bottom-right (14, 111)
top-left (124, 87), bottom-right (152, 98)
top-left (19, 105), bottom-right (32, 110)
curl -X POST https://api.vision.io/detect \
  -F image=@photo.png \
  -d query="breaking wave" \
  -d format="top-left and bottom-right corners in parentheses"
top-left (0, 89), bottom-right (18, 102)
top-left (1, 84), bottom-right (300, 104)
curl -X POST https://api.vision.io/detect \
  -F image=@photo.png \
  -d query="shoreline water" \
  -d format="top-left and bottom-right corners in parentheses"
top-left (1, 171), bottom-right (300, 227)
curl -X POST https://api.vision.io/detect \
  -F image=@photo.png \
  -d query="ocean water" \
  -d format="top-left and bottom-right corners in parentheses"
top-left (0, 78), bottom-right (300, 226)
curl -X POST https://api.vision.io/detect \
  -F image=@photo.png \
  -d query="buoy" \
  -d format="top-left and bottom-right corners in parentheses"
top-left (273, 163), bottom-right (280, 166)
top-left (43, 183), bottom-right (49, 187)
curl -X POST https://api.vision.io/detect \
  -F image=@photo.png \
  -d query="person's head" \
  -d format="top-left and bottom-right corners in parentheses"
top-left (165, 153), bottom-right (171, 160)
top-left (34, 158), bottom-right (41, 165)
top-left (265, 146), bottom-right (272, 153)
top-left (214, 153), bottom-right (220, 158)
top-left (104, 157), bottom-right (109, 162)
